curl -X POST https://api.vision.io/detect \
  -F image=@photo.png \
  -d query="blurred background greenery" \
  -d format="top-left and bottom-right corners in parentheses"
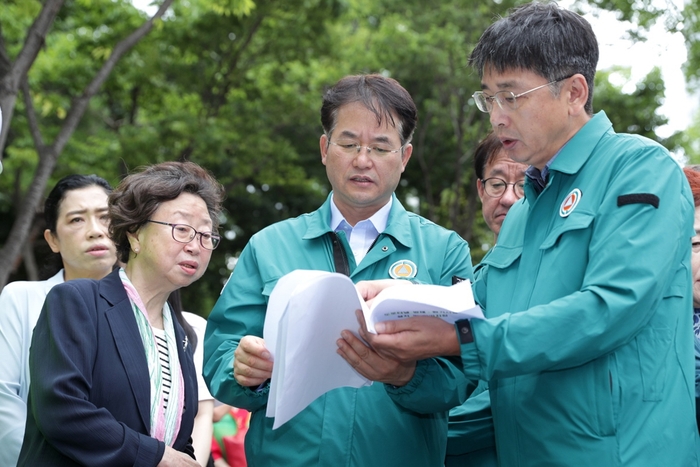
top-left (1, 0), bottom-right (698, 316)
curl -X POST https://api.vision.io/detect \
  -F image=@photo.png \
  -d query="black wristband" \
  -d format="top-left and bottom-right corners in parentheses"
top-left (456, 320), bottom-right (474, 344)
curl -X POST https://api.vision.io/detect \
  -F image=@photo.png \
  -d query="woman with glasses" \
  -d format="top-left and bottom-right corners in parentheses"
top-left (18, 161), bottom-right (224, 467)
top-left (0, 174), bottom-right (117, 467)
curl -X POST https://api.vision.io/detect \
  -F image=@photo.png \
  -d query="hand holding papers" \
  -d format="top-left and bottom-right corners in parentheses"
top-left (263, 270), bottom-right (483, 429)
top-left (358, 277), bottom-right (483, 333)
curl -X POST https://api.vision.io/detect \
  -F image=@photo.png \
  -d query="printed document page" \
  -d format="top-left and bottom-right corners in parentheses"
top-left (364, 279), bottom-right (482, 333)
top-left (263, 269), bottom-right (483, 429)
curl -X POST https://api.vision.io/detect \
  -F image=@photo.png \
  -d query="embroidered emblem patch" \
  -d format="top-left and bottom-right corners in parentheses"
top-left (388, 260), bottom-right (417, 279)
top-left (559, 188), bottom-right (582, 218)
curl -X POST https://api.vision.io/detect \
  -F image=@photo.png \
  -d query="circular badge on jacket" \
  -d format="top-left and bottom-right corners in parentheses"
top-left (560, 188), bottom-right (582, 217)
top-left (388, 260), bottom-right (417, 279)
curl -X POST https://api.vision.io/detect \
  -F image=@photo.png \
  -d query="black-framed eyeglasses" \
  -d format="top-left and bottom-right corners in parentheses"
top-left (481, 178), bottom-right (525, 198)
top-left (472, 75), bottom-right (574, 113)
top-left (146, 220), bottom-right (221, 250)
top-left (328, 140), bottom-right (405, 157)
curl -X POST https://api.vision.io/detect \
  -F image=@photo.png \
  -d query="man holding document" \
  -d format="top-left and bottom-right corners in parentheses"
top-left (204, 74), bottom-right (474, 466)
top-left (339, 3), bottom-right (700, 466)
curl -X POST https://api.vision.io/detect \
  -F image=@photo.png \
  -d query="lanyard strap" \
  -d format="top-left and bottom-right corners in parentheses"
top-left (330, 232), bottom-right (350, 276)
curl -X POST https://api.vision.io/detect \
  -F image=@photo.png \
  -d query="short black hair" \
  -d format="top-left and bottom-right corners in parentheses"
top-left (320, 74), bottom-right (418, 146)
top-left (469, 1), bottom-right (598, 115)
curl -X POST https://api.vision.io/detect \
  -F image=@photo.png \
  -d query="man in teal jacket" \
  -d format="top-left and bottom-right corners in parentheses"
top-left (342, 3), bottom-right (700, 466)
top-left (203, 74), bottom-right (473, 467)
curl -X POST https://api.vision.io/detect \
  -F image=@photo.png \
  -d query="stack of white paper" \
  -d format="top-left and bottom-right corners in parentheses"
top-left (263, 269), bottom-right (483, 429)
top-left (264, 270), bottom-right (372, 430)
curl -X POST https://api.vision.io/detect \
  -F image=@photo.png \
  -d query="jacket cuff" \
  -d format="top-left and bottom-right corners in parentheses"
top-left (384, 359), bottom-right (430, 395)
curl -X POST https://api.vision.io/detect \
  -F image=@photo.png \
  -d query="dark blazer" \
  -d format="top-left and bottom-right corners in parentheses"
top-left (18, 269), bottom-right (197, 467)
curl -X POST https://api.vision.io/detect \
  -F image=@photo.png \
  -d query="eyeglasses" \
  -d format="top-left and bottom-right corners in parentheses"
top-left (472, 75), bottom-right (573, 113)
top-left (329, 140), bottom-right (405, 157)
top-left (146, 220), bottom-right (221, 250)
top-left (481, 178), bottom-right (525, 198)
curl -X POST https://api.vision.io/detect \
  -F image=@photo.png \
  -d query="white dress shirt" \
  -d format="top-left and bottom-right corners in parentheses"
top-left (330, 196), bottom-right (392, 265)
top-left (0, 270), bottom-right (64, 466)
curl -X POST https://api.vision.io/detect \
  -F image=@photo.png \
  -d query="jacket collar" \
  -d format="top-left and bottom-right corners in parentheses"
top-left (98, 268), bottom-right (194, 445)
top-left (550, 111), bottom-right (614, 176)
top-left (302, 193), bottom-right (414, 249)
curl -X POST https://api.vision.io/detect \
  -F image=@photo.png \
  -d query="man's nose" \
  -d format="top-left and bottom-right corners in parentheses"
top-left (499, 184), bottom-right (520, 207)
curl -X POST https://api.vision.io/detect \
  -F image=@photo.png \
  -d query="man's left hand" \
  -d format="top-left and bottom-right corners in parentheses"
top-left (336, 327), bottom-right (416, 387)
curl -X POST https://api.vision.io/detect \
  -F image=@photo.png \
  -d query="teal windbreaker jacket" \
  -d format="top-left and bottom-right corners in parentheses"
top-left (204, 195), bottom-right (474, 467)
top-left (459, 112), bottom-right (700, 466)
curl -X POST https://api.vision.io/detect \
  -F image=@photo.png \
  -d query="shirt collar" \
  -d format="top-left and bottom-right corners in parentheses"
top-left (330, 195), bottom-right (392, 233)
top-left (525, 143), bottom-right (567, 193)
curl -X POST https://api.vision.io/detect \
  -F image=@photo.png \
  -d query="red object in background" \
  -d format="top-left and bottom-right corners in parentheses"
top-left (211, 408), bottom-right (250, 466)
top-left (224, 409), bottom-right (249, 467)
top-left (222, 434), bottom-right (246, 467)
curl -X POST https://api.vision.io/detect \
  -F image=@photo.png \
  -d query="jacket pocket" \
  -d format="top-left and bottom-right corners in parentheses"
top-left (262, 278), bottom-right (280, 302)
top-left (663, 282), bottom-right (687, 299)
top-left (635, 326), bottom-right (673, 401)
top-left (539, 211), bottom-right (595, 250)
top-left (479, 244), bottom-right (523, 269)
top-left (474, 246), bottom-right (522, 307)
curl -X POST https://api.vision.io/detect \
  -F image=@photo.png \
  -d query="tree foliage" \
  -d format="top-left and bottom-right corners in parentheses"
top-left (577, 0), bottom-right (700, 161)
top-left (0, 0), bottom-right (692, 313)
top-left (0, 0), bottom-right (175, 288)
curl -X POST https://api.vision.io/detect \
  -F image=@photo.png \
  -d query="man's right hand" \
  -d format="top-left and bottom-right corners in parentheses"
top-left (363, 316), bottom-right (462, 362)
top-left (233, 335), bottom-right (274, 387)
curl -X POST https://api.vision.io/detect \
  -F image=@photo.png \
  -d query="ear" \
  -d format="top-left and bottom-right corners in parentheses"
top-left (320, 134), bottom-right (329, 166)
top-left (399, 144), bottom-right (413, 173)
top-left (567, 74), bottom-right (589, 116)
top-left (476, 179), bottom-right (486, 203)
top-left (44, 229), bottom-right (60, 254)
top-left (126, 230), bottom-right (141, 255)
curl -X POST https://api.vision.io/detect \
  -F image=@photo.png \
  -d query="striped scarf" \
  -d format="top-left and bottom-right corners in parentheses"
top-left (119, 268), bottom-right (184, 446)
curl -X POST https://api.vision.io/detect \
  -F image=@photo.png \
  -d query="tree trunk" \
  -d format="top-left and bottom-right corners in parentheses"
top-left (0, 0), bottom-right (175, 290)
top-left (21, 215), bottom-right (41, 282)
top-left (0, 0), bottom-right (66, 155)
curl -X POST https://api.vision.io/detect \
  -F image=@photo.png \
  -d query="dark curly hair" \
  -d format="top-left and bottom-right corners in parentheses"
top-left (109, 161), bottom-right (225, 264)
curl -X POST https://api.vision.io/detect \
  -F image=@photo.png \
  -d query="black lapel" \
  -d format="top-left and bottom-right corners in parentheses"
top-left (101, 270), bottom-right (152, 431)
